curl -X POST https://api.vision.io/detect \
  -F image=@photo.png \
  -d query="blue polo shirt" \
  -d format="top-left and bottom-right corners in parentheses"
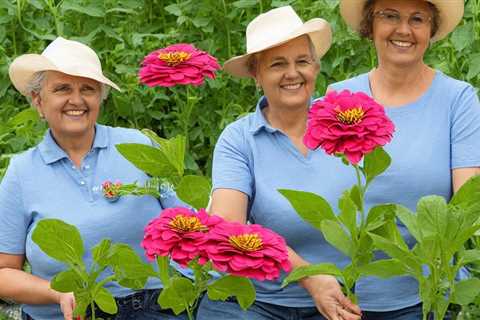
top-left (0, 124), bottom-right (184, 320)
top-left (212, 70), bottom-right (480, 311)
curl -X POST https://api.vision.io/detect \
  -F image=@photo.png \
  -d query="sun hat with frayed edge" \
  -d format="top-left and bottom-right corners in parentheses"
top-left (223, 6), bottom-right (332, 78)
top-left (9, 37), bottom-right (120, 96)
top-left (339, 0), bottom-right (464, 42)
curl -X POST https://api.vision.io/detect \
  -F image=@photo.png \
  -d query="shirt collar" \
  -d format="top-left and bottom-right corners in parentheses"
top-left (249, 96), bottom-right (314, 135)
top-left (38, 124), bottom-right (109, 165)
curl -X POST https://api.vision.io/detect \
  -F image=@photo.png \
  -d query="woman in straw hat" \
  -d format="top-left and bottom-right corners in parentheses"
top-left (197, 6), bottom-right (362, 320)
top-left (325, 0), bottom-right (480, 318)
top-left (0, 37), bottom-right (188, 320)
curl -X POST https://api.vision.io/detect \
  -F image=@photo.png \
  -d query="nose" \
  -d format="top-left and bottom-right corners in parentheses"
top-left (284, 62), bottom-right (300, 79)
top-left (68, 88), bottom-right (84, 105)
top-left (395, 17), bottom-right (412, 35)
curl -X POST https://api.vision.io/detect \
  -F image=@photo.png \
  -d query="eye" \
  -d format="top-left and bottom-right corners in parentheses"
top-left (270, 61), bottom-right (286, 68)
top-left (410, 14), bottom-right (427, 25)
top-left (297, 59), bottom-right (311, 65)
top-left (53, 85), bottom-right (70, 93)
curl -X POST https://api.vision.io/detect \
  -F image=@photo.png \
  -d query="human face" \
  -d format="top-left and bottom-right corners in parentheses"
top-left (255, 36), bottom-right (319, 111)
top-left (372, 0), bottom-right (433, 67)
top-left (32, 71), bottom-right (102, 142)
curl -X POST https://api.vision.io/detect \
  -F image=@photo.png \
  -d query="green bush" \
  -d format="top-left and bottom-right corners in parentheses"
top-left (1, 0), bottom-right (479, 175)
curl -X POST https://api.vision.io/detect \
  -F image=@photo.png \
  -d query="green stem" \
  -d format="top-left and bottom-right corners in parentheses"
top-left (90, 302), bottom-right (96, 320)
top-left (353, 165), bottom-right (366, 229)
top-left (221, 0), bottom-right (232, 57)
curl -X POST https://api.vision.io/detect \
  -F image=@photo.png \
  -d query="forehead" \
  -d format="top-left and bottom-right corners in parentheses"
top-left (259, 36), bottom-right (312, 61)
top-left (44, 71), bottom-right (100, 87)
top-left (374, 0), bottom-right (432, 13)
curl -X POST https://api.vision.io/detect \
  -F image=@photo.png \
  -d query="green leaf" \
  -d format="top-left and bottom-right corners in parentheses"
top-left (466, 54), bottom-right (480, 80)
top-left (451, 278), bottom-right (480, 305)
top-left (51, 269), bottom-right (84, 293)
top-left (156, 255), bottom-right (170, 286)
top-left (282, 263), bottom-right (343, 287)
top-left (94, 287), bottom-right (118, 315)
top-left (338, 191), bottom-right (357, 237)
top-left (450, 175), bottom-right (480, 207)
top-left (207, 275), bottom-right (255, 310)
top-left (357, 259), bottom-right (407, 278)
top-left (32, 219), bottom-right (84, 266)
top-left (108, 244), bottom-right (155, 289)
top-left (416, 196), bottom-right (448, 238)
top-left (232, 0), bottom-right (257, 8)
top-left (116, 143), bottom-right (178, 178)
top-left (278, 189), bottom-right (337, 230)
top-left (164, 4), bottom-right (182, 16)
top-left (159, 277), bottom-right (196, 315)
top-left (349, 184), bottom-right (363, 212)
top-left (92, 239), bottom-right (112, 268)
top-left (321, 220), bottom-right (352, 257)
top-left (450, 23), bottom-right (474, 51)
top-left (61, 0), bottom-right (105, 17)
top-left (365, 204), bottom-right (396, 232)
top-left (141, 131), bottom-right (186, 177)
top-left (394, 204), bottom-right (422, 242)
top-left (363, 147), bottom-right (391, 184)
top-left (73, 289), bottom-right (91, 318)
top-left (459, 249), bottom-right (480, 265)
top-left (176, 175), bottom-right (211, 209)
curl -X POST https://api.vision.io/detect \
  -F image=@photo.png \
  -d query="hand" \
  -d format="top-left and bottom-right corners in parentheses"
top-left (300, 274), bottom-right (361, 320)
top-left (57, 292), bottom-right (77, 320)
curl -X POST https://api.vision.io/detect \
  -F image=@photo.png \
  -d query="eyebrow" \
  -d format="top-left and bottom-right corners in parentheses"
top-left (269, 54), bottom-right (311, 61)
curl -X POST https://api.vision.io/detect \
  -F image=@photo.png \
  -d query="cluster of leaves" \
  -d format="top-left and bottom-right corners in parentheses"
top-left (1, 0), bottom-right (479, 177)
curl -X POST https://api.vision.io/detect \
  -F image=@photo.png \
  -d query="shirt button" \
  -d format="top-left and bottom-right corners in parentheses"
top-left (84, 165), bottom-right (90, 169)
top-left (80, 181), bottom-right (86, 185)
top-left (71, 165), bottom-right (76, 169)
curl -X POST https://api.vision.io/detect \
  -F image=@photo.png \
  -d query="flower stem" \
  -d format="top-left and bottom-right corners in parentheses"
top-left (353, 165), bottom-right (366, 229)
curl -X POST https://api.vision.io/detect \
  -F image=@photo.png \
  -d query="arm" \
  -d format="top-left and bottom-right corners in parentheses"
top-left (452, 167), bottom-right (480, 193)
top-left (209, 188), bottom-right (361, 320)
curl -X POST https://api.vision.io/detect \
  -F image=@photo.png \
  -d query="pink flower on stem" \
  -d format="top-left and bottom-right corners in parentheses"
top-left (141, 207), bottom-right (222, 267)
top-left (139, 43), bottom-right (220, 87)
top-left (303, 89), bottom-right (395, 164)
top-left (203, 221), bottom-right (291, 281)
top-left (102, 180), bottom-right (122, 201)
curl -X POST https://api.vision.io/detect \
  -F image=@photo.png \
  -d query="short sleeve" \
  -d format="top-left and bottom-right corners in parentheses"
top-left (451, 85), bottom-right (480, 168)
top-left (0, 161), bottom-right (29, 254)
top-left (212, 124), bottom-right (253, 197)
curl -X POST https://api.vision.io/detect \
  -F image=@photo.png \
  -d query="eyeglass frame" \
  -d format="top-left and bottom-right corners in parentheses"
top-left (372, 9), bottom-right (433, 29)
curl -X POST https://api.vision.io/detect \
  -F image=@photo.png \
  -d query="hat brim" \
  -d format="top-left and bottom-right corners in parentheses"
top-left (340, 0), bottom-right (464, 42)
top-left (9, 53), bottom-right (121, 96)
top-left (223, 18), bottom-right (332, 78)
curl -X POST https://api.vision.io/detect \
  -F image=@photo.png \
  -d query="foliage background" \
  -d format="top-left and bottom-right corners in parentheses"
top-left (0, 0), bottom-right (479, 317)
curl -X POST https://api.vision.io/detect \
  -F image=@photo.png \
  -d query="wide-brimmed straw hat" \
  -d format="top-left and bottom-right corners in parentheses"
top-left (223, 6), bottom-right (332, 78)
top-left (9, 37), bottom-right (120, 96)
top-left (339, 0), bottom-right (464, 42)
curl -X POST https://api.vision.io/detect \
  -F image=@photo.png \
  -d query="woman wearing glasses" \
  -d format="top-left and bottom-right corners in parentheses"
top-left (327, 0), bottom-right (480, 318)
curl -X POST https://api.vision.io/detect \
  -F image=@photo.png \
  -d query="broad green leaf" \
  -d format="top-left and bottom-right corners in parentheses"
top-left (232, 0), bottom-right (257, 8)
top-left (450, 175), bottom-right (480, 207)
top-left (109, 244), bottom-right (155, 289)
top-left (451, 278), bottom-right (480, 305)
top-left (450, 23), bottom-right (474, 51)
top-left (207, 275), bottom-right (255, 310)
top-left (278, 189), bottom-right (337, 230)
top-left (365, 204), bottom-right (396, 232)
top-left (349, 184), bottom-right (363, 212)
top-left (357, 259), bottom-right (407, 278)
top-left (51, 269), bottom-right (84, 293)
top-left (467, 54), bottom-right (480, 80)
top-left (32, 219), bottom-right (84, 266)
top-left (94, 287), bottom-right (118, 315)
top-left (417, 196), bottom-right (448, 238)
top-left (159, 277), bottom-right (196, 315)
top-left (282, 263), bottom-right (343, 287)
top-left (176, 175), bottom-right (211, 209)
top-left (393, 204), bottom-right (423, 241)
top-left (321, 220), bottom-right (352, 257)
top-left (458, 249), bottom-right (480, 264)
top-left (92, 239), bottom-right (112, 268)
top-left (156, 255), bottom-right (170, 286)
top-left (363, 147), bottom-right (391, 184)
top-left (164, 4), bottom-right (182, 16)
top-left (61, 0), bottom-right (105, 17)
top-left (141, 131), bottom-right (186, 177)
top-left (116, 143), bottom-right (178, 178)
top-left (73, 289), bottom-right (91, 318)
top-left (338, 191), bottom-right (357, 237)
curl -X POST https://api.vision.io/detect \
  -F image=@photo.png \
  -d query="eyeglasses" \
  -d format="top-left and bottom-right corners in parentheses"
top-left (373, 9), bottom-right (432, 28)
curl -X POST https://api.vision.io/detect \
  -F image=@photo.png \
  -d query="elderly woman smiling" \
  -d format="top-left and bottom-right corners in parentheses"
top-left (0, 38), bottom-right (187, 320)
top-left (197, 6), bottom-right (361, 320)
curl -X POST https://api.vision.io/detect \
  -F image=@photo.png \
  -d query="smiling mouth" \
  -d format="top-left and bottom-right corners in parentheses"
top-left (390, 40), bottom-right (414, 48)
top-left (64, 110), bottom-right (87, 116)
top-left (281, 83), bottom-right (303, 90)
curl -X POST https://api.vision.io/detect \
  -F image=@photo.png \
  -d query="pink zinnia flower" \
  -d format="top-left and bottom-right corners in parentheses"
top-left (142, 207), bottom-right (222, 267)
top-left (304, 89), bottom-right (395, 164)
top-left (139, 43), bottom-right (220, 87)
top-left (102, 180), bottom-right (122, 201)
top-left (203, 221), bottom-right (291, 281)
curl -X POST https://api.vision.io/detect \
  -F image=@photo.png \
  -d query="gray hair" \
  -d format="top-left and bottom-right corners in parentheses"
top-left (246, 35), bottom-right (320, 76)
top-left (25, 71), bottom-right (110, 102)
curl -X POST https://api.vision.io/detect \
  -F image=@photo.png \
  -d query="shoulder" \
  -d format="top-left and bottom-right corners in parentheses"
top-left (102, 125), bottom-right (151, 145)
top-left (434, 71), bottom-right (475, 95)
top-left (432, 72), bottom-right (479, 113)
top-left (218, 112), bottom-right (255, 143)
top-left (6, 146), bottom-right (42, 177)
top-left (329, 73), bottom-right (369, 92)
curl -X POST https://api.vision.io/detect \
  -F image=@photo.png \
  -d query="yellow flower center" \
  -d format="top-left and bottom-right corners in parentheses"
top-left (229, 233), bottom-right (263, 252)
top-left (158, 51), bottom-right (192, 66)
top-left (336, 107), bottom-right (365, 125)
top-left (169, 215), bottom-right (208, 232)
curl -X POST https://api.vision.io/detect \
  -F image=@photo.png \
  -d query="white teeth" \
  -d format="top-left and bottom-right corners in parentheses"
top-left (65, 110), bottom-right (85, 116)
top-left (391, 40), bottom-right (413, 47)
top-left (282, 83), bottom-right (302, 90)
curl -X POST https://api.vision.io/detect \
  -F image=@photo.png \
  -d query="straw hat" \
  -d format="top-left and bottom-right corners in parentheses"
top-left (223, 6), bottom-right (332, 78)
top-left (339, 0), bottom-right (464, 42)
top-left (9, 37), bottom-right (120, 96)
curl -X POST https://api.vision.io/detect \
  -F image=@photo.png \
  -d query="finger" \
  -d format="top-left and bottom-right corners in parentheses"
top-left (338, 295), bottom-right (362, 315)
top-left (338, 307), bottom-right (362, 320)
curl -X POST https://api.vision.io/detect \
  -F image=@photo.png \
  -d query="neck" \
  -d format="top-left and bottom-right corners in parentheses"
top-left (263, 103), bottom-right (308, 137)
top-left (51, 128), bottom-right (95, 168)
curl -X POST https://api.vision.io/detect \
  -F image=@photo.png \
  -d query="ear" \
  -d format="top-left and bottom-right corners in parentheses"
top-left (31, 91), bottom-right (45, 118)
